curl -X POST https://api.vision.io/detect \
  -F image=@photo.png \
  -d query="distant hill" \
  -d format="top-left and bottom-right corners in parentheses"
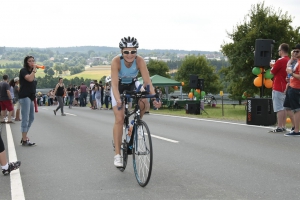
top-left (3, 46), bottom-right (219, 55)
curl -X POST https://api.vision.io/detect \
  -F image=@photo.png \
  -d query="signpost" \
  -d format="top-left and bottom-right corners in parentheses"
top-left (220, 91), bottom-right (224, 116)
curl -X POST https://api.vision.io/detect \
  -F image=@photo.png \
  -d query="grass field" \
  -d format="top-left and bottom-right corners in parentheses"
top-left (153, 104), bottom-right (248, 122)
top-left (0, 60), bottom-right (21, 65)
top-left (0, 60), bottom-right (111, 80)
top-left (66, 65), bottom-right (111, 80)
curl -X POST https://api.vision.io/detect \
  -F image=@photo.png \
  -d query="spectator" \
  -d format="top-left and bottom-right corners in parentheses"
top-left (104, 76), bottom-right (112, 110)
top-left (0, 75), bottom-right (14, 123)
top-left (74, 86), bottom-right (79, 106)
top-left (53, 78), bottom-right (67, 116)
top-left (283, 50), bottom-right (297, 132)
top-left (89, 81), bottom-right (95, 108)
top-left (19, 55), bottom-right (37, 146)
top-left (94, 83), bottom-right (101, 109)
top-left (270, 43), bottom-right (290, 132)
top-left (285, 44), bottom-right (300, 136)
top-left (13, 77), bottom-right (21, 121)
top-left (67, 84), bottom-right (75, 109)
top-left (80, 82), bottom-right (87, 107)
top-left (9, 78), bottom-right (16, 119)
top-left (99, 80), bottom-right (104, 108)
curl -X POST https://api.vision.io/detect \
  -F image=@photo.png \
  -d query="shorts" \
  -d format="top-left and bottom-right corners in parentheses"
top-left (0, 100), bottom-right (14, 111)
top-left (111, 81), bottom-right (136, 107)
top-left (287, 88), bottom-right (300, 112)
top-left (272, 90), bottom-right (285, 112)
top-left (15, 100), bottom-right (21, 110)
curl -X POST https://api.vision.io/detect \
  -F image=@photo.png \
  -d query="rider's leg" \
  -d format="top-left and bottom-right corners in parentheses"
top-left (112, 106), bottom-right (124, 155)
top-left (138, 99), bottom-right (148, 119)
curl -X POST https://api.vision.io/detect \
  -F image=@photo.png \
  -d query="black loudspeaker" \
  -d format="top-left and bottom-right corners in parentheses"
top-left (197, 79), bottom-right (204, 90)
top-left (246, 98), bottom-right (276, 126)
top-left (186, 103), bottom-right (200, 115)
top-left (189, 75), bottom-right (198, 88)
top-left (254, 39), bottom-right (275, 67)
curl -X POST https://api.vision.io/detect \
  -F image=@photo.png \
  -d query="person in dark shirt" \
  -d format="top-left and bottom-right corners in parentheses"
top-left (99, 81), bottom-right (104, 108)
top-left (18, 55), bottom-right (37, 146)
top-left (80, 82), bottom-right (88, 107)
top-left (53, 78), bottom-right (67, 116)
top-left (0, 75), bottom-right (14, 123)
top-left (67, 84), bottom-right (75, 108)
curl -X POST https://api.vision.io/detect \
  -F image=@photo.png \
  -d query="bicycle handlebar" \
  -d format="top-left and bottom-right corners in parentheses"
top-left (118, 84), bottom-right (160, 110)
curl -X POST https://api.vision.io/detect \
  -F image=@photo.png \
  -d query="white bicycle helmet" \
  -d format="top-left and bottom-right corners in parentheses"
top-left (105, 75), bottom-right (111, 83)
top-left (119, 36), bottom-right (139, 49)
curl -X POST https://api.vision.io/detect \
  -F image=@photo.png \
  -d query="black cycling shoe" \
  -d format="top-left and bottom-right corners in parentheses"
top-left (2, 161), bottom-right (21, 175)
top-left (21, 139), bottom-right (36, 146)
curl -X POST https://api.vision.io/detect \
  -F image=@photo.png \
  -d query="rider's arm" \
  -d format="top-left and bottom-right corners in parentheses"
top-left (111, 56), bottom-right (121, 104)
top-left (136, 56), bottom-right (155, 96)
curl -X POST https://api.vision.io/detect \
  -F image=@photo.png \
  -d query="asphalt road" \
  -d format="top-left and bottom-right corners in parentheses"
top-left (1, 106), bottom-right (300, 200)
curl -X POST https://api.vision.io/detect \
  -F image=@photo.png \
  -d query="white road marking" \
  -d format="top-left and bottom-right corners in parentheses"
top-left (6, 124), bottom-right (25, 200)
top-left (151, 134), bottom-right (179, 143)
top-left (65, 113), bottom-right (77, 116)
top-left (41, 108), bottom-right (77, 116)
top-left (151, 114), bottom-right (273, 130)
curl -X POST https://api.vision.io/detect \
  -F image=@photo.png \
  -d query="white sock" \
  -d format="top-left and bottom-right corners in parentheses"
top-left (1, 163), bottom-right (9, 170)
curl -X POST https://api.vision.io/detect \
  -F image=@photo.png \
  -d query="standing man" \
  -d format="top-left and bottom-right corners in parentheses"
top-left (0, 75), bottom-right (14, 123)
top-left (67, 84), bottom-right (75, 108)
top-left (285, 44), bottom-right (300, 136)
top-left (89, 81), bottom-right (95, 108)
top-left (270, 43), bottom-right (290, 132)
top-left (99, 80), bottom-right (104, 109)
top-left (79, 82), bottom-right (87, 107)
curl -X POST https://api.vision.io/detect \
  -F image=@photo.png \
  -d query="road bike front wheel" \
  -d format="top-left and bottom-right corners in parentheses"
top-left (119, 125), bottom-right (129, 172)
top-left (132, 120), bottom-right (153, 187)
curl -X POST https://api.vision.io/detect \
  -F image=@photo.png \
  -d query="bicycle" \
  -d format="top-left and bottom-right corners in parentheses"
top-left (112, 84), bottom-right (159, 187)
top-left (204, 95), bottom-right (217, 107)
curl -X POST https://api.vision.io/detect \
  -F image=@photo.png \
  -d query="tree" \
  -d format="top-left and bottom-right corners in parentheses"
top-left (221, 2), bottom-right (300, 102)
top-left (146, 60), bottom-right (171, 78)
top-left (47, 68), bottom-right (55, 76)
top-left (175, 55), bottom-right (222, 94)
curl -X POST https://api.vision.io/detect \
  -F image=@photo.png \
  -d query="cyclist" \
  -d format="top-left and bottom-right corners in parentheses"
top-left (111, 36), bottom-right (161, 167)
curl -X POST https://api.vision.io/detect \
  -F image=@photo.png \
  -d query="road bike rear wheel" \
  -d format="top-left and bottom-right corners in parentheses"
top-left (132, 120), bottom-right (153, 187)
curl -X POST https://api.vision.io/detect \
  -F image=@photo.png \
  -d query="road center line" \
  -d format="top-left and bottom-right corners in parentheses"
top-left (151, 114), bottom-right (272, 129)
top-left (41, 108), bottom-right (77, 116)
top-left (151, 134), bottom-right (179, 143)
top-left (6, 124), bottom-right (25, 200)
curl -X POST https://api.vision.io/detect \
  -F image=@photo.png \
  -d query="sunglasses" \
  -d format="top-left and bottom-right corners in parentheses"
top-left (293, 50), bottom-right (300, 53)
top-left (123, 50), bottom-right (137, 55)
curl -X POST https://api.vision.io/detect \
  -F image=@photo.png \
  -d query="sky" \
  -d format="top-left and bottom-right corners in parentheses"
top-left (0, 0), bottom-right (299, 51)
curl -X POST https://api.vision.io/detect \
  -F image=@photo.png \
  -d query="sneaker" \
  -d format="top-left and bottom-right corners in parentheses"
top-left (53, 110), bottom-right (56, 115)
top-left (21, 139), bottom-right (35, 146)
top-left (114, 154), bottom-right (123, 167)
top-left (284, 131), bottom-right (300, 136)
top-left (269, 127), bottom-right (283, 133)
top-left (290, 127), bottom-right (295, 133)
top-left (2, 161), bottom-right (21, 175)
top-left (282, 128), bottom-right (287, 132)
top-left (61, 113), bottom-right (66, 116)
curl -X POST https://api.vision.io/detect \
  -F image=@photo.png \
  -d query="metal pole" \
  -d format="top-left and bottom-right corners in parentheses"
top-left (222, 96), bottom-right (224, 116)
